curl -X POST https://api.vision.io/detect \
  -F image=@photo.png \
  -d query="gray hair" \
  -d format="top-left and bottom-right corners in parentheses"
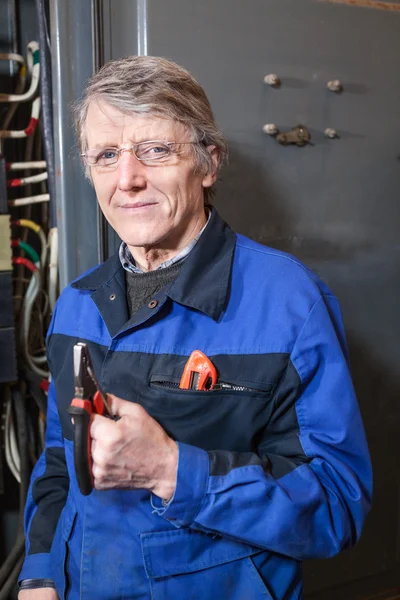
top-left (74, 55), bottom-right (228, 203)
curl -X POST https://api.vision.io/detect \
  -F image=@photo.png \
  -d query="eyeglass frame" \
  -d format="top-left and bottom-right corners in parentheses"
top-left (80, 140), bottom-right (200, 167)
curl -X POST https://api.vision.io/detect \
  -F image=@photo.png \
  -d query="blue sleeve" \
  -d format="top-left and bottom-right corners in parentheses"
top-left (19, 307), bottom-right (70, 581)
top-left (158, 295), bottom-right (372, 560)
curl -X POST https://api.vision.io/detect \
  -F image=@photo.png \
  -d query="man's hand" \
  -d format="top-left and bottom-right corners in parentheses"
top-left (90, 395), bottom-right (178, 500)
top-left (18, 589), bottom-right (59, 600)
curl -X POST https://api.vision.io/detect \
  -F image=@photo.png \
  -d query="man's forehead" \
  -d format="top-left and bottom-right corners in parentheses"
top-left (85, 99), bottom-right (187, 146)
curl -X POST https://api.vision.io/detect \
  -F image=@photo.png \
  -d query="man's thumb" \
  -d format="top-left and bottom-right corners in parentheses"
top-left (107, 393), bottom-right (135, 418)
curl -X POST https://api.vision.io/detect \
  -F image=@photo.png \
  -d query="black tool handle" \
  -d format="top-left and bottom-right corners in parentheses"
top-left (68, 403), bottom-right (93, 496)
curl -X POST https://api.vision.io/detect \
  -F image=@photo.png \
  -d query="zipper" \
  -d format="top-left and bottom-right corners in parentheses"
top-left (152, 380), bottom-right (180, 390)
top-left (213, 382), bottom-right (265, 393)
top-left (151, 378), bottom-right (267, 394)
top-left (64, 540), bottom-right (71, 599)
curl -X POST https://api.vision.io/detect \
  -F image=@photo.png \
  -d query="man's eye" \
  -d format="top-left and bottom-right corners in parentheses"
top-left (149, 145), bottom-right (168, 154)
top-left (139, 143), bottom-right (171, 160)
top-left (98, 149), bottom-right (117, 161)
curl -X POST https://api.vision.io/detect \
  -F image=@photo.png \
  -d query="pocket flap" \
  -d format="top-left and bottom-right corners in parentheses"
top-left (141, 528), bottom-right (260, 579)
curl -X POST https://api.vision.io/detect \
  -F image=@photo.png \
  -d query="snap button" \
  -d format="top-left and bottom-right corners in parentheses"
top-left (148, 299), bottom-right (158, 309)
top-left (109, 293), bottom-right (116, 301)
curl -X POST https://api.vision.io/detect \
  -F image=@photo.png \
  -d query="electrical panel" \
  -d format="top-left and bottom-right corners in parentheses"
top-left (0, 154), bottom-right (17, 383)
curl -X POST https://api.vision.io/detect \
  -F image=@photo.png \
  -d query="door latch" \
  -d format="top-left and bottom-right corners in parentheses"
top-left (276, 125), bottom-right (311, 146)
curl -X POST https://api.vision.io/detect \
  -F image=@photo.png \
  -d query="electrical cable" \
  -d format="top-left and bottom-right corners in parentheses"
top-left (8, 171), bottom-right (47, 186)
top-left (13, 386), bottom-right (30, 517)
top-left (37, 286), bottom-right (50, 319)
top-left (0, 41), bottom-right (40, 103)
top-left (4, 394), bottom-right (20, 483)
top-left (0, 15), bottom-right (52, 598)
top-left (7, 160), bottom-right (46, 169)
top-left (12, 220), bottom-right (50, 343)
top-left (22, 369), bottom-right (47, 415)
top-left (0, 53), bottom-right (25, 66)
top-left (0, 388), bottom-right (24, 589)
top-left (11, 239), bottom-right (40, 264)
top-left (22, 112), bottom-right (36, 203)
top-left (9, 192), bottom-right (49, 207)
top-left (35, 0), bottom-right (57, 229)
top-left (0, 29), bottom-right (54, 592)
top-left (1, 61), bottom-right (27, 133)
top-left (9, 404), bottom-right (21, 477)
top-left (13, 104), bottom-right (38, 313)
top-left (12, 219), bottom-right (48, 271)
top-left (10, 0), bottom-right (18, 58)
top-left (12, 257), bottom-right (48, 377)
top-left (22, 279), bottom-right (49, 376)
top-left (0, 386), bottom-right (31, 597)
top-left (0, 95), bottom-right (40, 139)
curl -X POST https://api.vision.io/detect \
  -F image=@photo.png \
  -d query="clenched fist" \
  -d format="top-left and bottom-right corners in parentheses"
top-left (90, 395), bottom-right (178, 501)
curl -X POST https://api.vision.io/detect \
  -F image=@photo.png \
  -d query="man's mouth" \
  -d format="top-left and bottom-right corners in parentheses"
top-left (118, 201), bottom-right (158, 210)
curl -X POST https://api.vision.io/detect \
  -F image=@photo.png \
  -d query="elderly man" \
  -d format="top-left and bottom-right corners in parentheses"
top-left (19, 56), bottom-right (372, 600)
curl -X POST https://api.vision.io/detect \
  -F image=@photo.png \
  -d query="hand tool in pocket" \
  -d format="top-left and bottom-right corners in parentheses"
top-left (68, 342), bottom-right (113, 496)
top-left (179, 350), bottom-right (218, 391)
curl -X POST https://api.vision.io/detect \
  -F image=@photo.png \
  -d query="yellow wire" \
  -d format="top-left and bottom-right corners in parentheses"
top-left (19, 218), bottom-right (41, 234)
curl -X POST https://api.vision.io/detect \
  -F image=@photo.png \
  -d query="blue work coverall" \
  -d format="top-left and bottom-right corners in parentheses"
top-left (20, 209), bottom-right (372, 599)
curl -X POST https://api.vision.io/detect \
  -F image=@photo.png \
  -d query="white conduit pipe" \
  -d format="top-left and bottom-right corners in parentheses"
top-left (0, 96), bottom-right (41, 139)
top-left (7, 161), bottom-right (47, 170)
top-left (9, 193), bottom-right (49, 207)
top-left (0, 41), bottom-right (40, 102)
top-left (8, 171), bottom-right (48, 187)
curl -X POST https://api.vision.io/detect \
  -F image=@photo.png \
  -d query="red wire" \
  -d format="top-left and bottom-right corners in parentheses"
top-left (12, 256), bottom-right (38, 273)
top-left (8, 178), bottom-right (22, 187)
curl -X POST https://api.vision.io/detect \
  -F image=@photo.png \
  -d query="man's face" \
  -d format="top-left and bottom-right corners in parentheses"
top-left (85, 100), bottom-right (216, 252)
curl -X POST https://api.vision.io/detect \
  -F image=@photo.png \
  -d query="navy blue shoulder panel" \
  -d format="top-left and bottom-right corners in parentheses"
top-left (28, 447), bottom-right (69, 554)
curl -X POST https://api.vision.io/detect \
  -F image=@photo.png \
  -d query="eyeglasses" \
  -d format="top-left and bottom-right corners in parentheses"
top-left (80, 140), bottom-right (198, 167)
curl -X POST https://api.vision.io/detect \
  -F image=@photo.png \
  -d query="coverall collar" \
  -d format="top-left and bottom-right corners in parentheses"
top-left (71, 208), bottom-right (236, 323)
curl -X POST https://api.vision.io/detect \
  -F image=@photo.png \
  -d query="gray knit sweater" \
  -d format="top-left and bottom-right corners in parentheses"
top-left (125, 260), bottom-right (183, 317)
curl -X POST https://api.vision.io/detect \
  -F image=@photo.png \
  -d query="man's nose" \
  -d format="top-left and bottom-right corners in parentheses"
top-left (117, 150), bottom-right (147, 192)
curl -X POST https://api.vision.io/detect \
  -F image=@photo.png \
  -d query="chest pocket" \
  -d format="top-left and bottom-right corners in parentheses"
top-left (147, 375), bottom-right (275, 453)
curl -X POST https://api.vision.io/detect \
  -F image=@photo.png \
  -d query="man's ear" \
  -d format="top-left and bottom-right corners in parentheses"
top-left (202, 146), bottom-right (220, 188)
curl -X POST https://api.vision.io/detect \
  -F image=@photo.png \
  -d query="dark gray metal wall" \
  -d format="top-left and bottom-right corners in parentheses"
top-left (51, 1), bottom-right (400, 597)
top-left (50, 0), bottom-right (102, 286)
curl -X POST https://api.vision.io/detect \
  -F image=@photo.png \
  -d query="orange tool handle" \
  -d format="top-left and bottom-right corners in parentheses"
top-left (179, 350), bottom-right (217, 391)
top-left (68, 392), bottom-right (108, 496)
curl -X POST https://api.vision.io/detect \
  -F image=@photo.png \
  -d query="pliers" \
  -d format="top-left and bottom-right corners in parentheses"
top-left (68, 342), bottom-right (113, 496)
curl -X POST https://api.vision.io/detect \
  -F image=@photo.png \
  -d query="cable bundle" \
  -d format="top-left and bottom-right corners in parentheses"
top-left (0, 385), bottom-right (31, 599)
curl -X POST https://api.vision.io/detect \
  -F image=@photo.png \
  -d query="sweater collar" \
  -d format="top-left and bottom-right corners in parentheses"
top-left (71, 208), bottom-right (236, 322)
